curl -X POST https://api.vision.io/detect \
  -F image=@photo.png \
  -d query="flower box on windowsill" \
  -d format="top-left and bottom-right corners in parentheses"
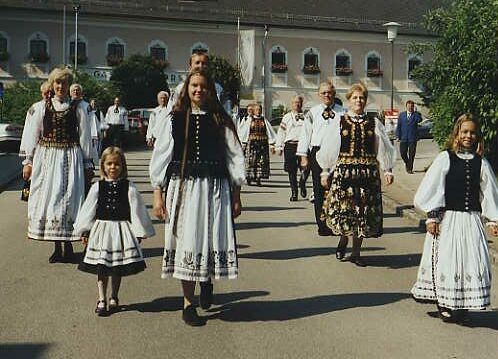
top-left (106, 55), bottom-right (123, 66)
top-left (70, 54), bottom-right (88, 65)
top-left (367, 69), bottom-right (383, 77)
top-left (271, 64), bottom-right (288, 73)
top-left (29, 52), bottom-right (50, 63)
top-left (302, 65), bottom-right (321, 75)
top-left (0, 51), bottom-right (9, 62)
top-left (335, 67), bottom-right (353, 76)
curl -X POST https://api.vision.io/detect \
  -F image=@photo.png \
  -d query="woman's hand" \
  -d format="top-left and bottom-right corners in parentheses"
top-left (232, 186), bottom-right (242, 218)
top-left (384, 173), bottom-right (394, 185)
top-left (153, 189), bottom-right (167, 220)
top-left (488, 224), bottom-right (498, 237)
top-left (320, 175), bottom-right (329, 189)
top-left (81, 234), bottom-right (89, 245)
top-left (22, 165), bottom-right (32, 181)
top-left (426, 222), bottom-right (439, 237)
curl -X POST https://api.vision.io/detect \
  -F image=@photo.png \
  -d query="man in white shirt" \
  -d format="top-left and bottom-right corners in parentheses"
top-left (297, 81), bottom-right (345, 236)
top-left (89, 99), bottom-right (104, 157)
top-left (104, 96), bottom-right (129, 149)
top-left (146, 90), bottom-right (169, 147)
top-left (275, 95), bottom-right (310, 201)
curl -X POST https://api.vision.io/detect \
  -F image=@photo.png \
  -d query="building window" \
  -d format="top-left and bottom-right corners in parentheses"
top-left (191, 42), bottom-right (209, 54)
top-left (408, 55), bottom-right (422, 80)
top-left (106, 38), bottom-right (125, 66)
top-left (0, 32), bottom-right (8, 61)
top-left (335, 50), bottom-right (352, 76)
top-left (69, 37), bottom-right (87, 65)
top-left (271, 45), bottom-right (287, 73)
top-left (28, 32), bottom-right (49, 63)
top-left (366, 52), bottom-right (382, 77)
top-left (302, 47), bottom-right (320, 74)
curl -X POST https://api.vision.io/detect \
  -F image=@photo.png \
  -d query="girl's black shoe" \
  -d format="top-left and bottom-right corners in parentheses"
top-left (335, 246), bottom-right (346, 260)
top-left (437, 305), bottom-right (455, 323)
top-left (182, 305), bottom-right (206, 326)
top-left (108, 297), bottom-right (119, 314)
top-left (95, 300), bottom-right (107, 317)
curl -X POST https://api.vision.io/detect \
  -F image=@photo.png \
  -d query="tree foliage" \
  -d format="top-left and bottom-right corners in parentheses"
top-left (110, 54), bottom-right (169, 109)
top-left (207, 55), bottom-right (241, 105)
top-left (2, 81), bottom-right (42, 124)
top-left (410, 0), bottom-right (498, 168)
top-left (74, 70), bottom-right (118, 110)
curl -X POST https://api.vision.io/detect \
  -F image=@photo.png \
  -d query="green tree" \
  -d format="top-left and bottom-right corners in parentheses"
top-left (207, 55), bottom-right (241, 106)
top-left (2, 81), bottom-right (42, 124)
top-left (110, 54), bottom-right (169, 109)
top-left (410, 0), bottom-right (498, 168)
top-left (74, 70), bottom-right (118, 110)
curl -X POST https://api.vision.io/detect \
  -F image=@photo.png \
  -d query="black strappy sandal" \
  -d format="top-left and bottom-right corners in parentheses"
top-left (95, 300), bottom-right (107, 316)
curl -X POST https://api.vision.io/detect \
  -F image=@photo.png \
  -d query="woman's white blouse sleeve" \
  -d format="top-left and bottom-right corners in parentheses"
top-left (225, 127), bottom-right (246, 186)
top-left (264, 118), bottom-right (277, 145)
top-left (19, 101), bottom-right (44, 165)
top-left (149, 115), bottom-right (174, 189)
top-left (316, 119), bottom-right (341, 174)
top-left (237, 117), bottom-right (250, 143)
top-left (77, 102), bottom-right (95, 169)
top-left (480, 158), bottom-right (498, 222)
top-left (128, 182), bottom-right (155, 238)
top-left (414, 151), bottom-right (450, 213)
top-left (73, 182), bottom-right (99, 235)
top-left (374, 118), bottom-right (396, 171)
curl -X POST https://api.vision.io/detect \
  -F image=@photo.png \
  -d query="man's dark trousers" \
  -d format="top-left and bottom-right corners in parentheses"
top-left (400, 141), bottom-right (417, 172)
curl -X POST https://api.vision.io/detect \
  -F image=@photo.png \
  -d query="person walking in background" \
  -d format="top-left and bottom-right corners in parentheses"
top-left (318, 82), bottom-right (395, 266)
top-left (237, 103), bottom-right (254, 154)
top-left (396, 100), bottom-right (423, 174)
top-left (297, 81), bottom-right (345, 236)
top-left (74, 147), bottom-right (154, 316)
top-left (19, 68), bottom-right (94, 263)
top-left (104, 96), bottom-right (128, 149)
top-left (146, 91), bottom-right (169, 148)
top-left (275, 95), bottom-right (310, 201)
top-left (411, 114), bottom-right (498, 323)
top-left (89, 98), bottom-right (105, 157)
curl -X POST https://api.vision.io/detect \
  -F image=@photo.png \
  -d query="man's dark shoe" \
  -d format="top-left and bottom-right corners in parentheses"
top-left (299, 179), bottom-right (307, 198)
top-left (199, 281), bottom-right (213, 310)
top-left (182, 305), bottom-right (206, 326)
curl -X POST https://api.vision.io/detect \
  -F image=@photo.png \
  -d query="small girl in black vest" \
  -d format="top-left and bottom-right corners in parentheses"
top-left (74, 146), bottom-right (155, 316)
top-left (411, 114), bottom-right (498, 323)
top-left (150, 69), bottom-right (245, 326)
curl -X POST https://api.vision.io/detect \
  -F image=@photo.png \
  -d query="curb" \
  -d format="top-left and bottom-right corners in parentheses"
top-left (382, 193), bottom-right (498, 267)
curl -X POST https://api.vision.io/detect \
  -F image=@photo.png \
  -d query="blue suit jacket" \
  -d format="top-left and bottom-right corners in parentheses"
top-left (396, 111), bottom-right (423, 142)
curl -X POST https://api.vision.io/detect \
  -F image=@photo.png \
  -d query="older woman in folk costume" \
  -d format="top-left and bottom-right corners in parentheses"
top-left (317, 82), bottom-right (395, 266)
top-left (20, 68), bottom-right (94, 263)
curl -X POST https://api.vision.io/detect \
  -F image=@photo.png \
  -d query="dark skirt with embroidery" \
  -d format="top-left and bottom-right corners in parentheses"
top-left (245, 139), bottom-right (270, 180)
top-left (322, 160), bottom-right (383, 238)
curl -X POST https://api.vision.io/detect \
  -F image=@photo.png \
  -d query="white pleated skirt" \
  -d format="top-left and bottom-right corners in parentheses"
top-left (79, 220), bottom-right (146, 276)
top-left (28, 144), bottom-right (85, 242)
top-left (411, 211), bottom-right (491, 310)
top-left (161, 177), bottom-right (238, 282)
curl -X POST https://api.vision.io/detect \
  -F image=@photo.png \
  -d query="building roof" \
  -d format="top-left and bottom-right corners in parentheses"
top-left (2, 0), bottom-right (445, 35)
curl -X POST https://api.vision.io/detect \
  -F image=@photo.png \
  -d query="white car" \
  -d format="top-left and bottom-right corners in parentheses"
top-left (0, 121), bottom-right (23, 153)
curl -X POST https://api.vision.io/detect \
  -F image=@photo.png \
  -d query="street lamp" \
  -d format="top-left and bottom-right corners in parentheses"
top-left (383, 22), bottom-right (401, 111)
top-left (73, 2), bottom-right (81, 71)
top-left (262, 25), bottom-right (269, 120)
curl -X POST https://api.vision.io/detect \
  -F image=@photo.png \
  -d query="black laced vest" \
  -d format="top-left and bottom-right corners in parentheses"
top-left (39, 99), bottom-right (80, 147)
top-left (96, 179), bottom-right (131, 221)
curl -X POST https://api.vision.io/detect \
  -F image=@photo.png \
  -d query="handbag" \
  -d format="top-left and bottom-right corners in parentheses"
top-left (21, 180), bottom-right (31, 202)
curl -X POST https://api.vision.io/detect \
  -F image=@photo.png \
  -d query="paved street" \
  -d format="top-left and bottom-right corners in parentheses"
top-left (0, 146), bottom-right (497, 359)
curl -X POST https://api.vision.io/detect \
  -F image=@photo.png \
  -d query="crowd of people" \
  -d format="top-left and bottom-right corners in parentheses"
top-left (18, 51), bottom-right (498, 327)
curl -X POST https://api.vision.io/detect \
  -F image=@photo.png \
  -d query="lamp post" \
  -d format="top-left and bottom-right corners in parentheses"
top-left (73, 2), bottom-right (81, 70)
top-left (262, 25), bottom-right (269, 120)
top-left (383, 22), bottom-right (400, 111)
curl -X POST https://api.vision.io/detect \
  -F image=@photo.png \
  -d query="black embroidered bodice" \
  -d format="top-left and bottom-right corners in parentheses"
top-left (96, 179), bottom-right (131, 221)
top-left (338, 114), bottom-right (376, 163)
top-left (444, 151), bottom-right (481, 212)
top-left (167, 112), bottom-right (228, 178)
top-left (39, 99), bottom-right (80, 147)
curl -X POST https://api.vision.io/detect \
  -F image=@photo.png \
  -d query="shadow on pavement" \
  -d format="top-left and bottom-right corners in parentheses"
top-left (236, 221), bottom-right (315, 230)
top-left (205, 292), bottom-right (411, 322)
top-left (238, 246), bottom-right (385, 261)
top-left (0, 343), bottom-right (51, 359)
top-left (121, 290), bottom-right (270, 313)
top-left (360, 253), bottom-right (421, 269)
top-left (241, 190), bottom-right (277, 194)
top-left (243, 206), bottom-right (306, 212)
top-left (426, 310), bottom-right (498, 330)
top-left (383, 226), bottom-right (422, 234)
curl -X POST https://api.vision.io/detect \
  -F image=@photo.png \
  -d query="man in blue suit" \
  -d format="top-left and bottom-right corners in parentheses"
top-left (396, 100), bottom-right (423, 174)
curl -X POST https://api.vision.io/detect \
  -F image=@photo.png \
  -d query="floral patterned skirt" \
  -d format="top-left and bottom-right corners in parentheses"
top-left (322, 161), bottom-right (383, 238)
top-left (245, 138), bottom-right (270, 180)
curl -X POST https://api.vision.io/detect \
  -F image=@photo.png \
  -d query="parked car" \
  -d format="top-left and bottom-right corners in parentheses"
top-left (127, 108), bottom-right (154, 145)
top-left (417, 118), bottom-right (433, 139)
top-left (0, 121), bottom-right (23, 153)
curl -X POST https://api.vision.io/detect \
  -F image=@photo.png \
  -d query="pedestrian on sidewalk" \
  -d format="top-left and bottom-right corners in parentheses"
top-left (146, 90), bottom-right (170, 148)
top-left (297, 81), bottom-right (345, 236)
top-left (243, 103), bottom-right (276, 186)
top-left (317, 82), bottom-right (395, 266)
top-left (411, 114), bottom-right (498, 323)
top-left (396, 100), bottom-right (423, 174)
top-left (19, 68), bottom-right (94, 263)
top-left (103, 97), bottom-right (128, 149)
top-left (150, 70), bottom-right (245, 326)
top-left (237, 103), bottom-right (254, 154)
top-left (275, 95), bottom-right (310, 201)
top-left (74, 147), bottom-right (154, 316)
